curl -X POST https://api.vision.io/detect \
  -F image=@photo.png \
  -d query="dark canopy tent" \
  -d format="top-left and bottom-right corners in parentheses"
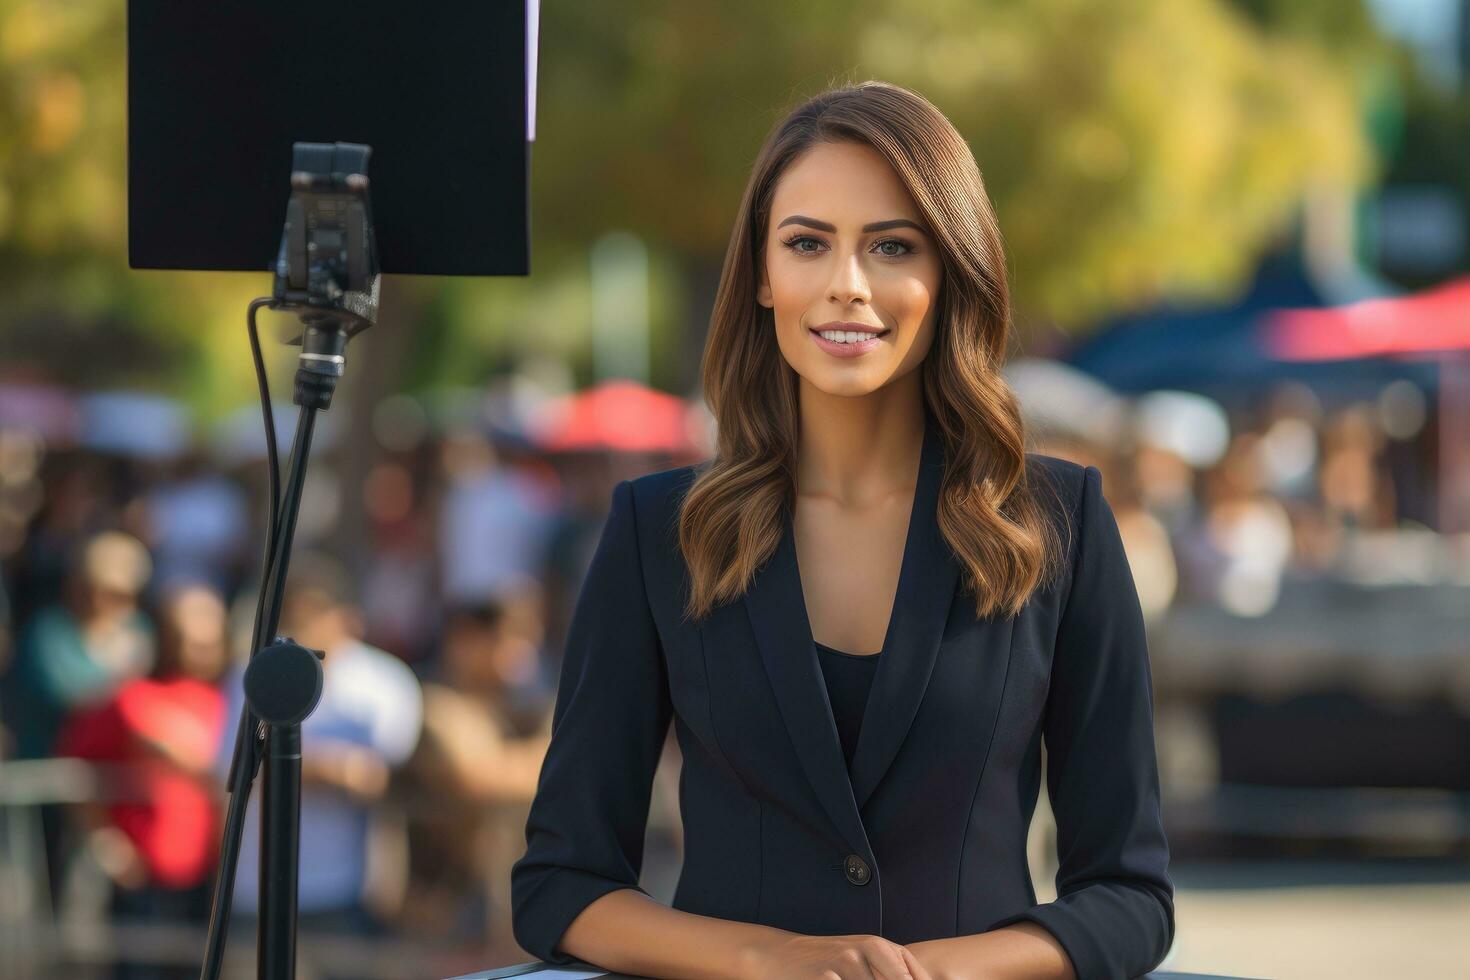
top-left (1064, 249), bottom-right (1439, 408)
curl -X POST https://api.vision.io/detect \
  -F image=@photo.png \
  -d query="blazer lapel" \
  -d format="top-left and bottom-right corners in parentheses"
top-left (743, 419), bottom-right (960, 854)
top-left (849, 421), bottom-right (958, 811)
top-left (744, 498), bottom-right (871, 856)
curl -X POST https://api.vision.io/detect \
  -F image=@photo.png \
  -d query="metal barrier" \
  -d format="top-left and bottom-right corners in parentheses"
top-left (0, 757), bottom-right (535, 978)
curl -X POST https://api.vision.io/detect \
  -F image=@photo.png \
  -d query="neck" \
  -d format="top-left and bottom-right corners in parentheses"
top-left (795, 373), bottom-right (926, 506)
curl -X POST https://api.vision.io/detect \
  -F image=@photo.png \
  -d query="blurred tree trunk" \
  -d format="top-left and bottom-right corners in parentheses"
top-left (327, 278), bottom-right (426, 591)
top-left (680, 257), bottom-right (722, 395)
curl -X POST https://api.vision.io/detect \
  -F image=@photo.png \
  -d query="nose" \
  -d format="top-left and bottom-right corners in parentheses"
top-left (827, 249), bottom-right (871, 307)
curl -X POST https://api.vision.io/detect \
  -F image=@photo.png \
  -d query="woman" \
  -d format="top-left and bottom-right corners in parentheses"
top-left (511, 80), bottom-right (1174, 980)
top-left (397, 597), bottom-right (552, 943)
top-left (11, 529), bottom-right (157, 760)
top-left (56, 581), bottom-right (230, 979)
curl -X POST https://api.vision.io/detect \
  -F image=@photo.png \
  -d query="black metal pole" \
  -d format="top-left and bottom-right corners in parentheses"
top-left (251, 374), bottom-right (322, 980)
top-left (260, 723), bottom-right (302, 978)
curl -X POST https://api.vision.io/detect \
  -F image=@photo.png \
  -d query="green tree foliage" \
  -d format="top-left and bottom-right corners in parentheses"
top-left (1, 1), bottom-right (120, 271)
top-left (0, 0), bottom-right (276, 414)
top-left (0, 0), bottom-right (1396, 406)
top-left (531, 0), bottom-right (1388, 330)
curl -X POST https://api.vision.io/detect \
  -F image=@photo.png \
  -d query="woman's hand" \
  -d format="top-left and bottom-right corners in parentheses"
top-left (738, 932), bottom-right (938, 980)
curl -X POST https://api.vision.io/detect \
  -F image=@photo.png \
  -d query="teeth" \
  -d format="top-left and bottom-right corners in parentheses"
top-left (818, 330), bottom-right (879, 344)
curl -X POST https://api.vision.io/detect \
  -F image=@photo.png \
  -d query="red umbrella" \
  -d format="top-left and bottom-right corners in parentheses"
top-left (1260, 275), bottom-right (1470, 360)
top-left (531, 378), bottom-right (700, 454)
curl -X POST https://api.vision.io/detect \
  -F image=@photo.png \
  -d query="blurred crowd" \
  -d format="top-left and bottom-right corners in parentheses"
top-left (1020, 375), bottom-right (1451, 624)
top-left (0, 366), bottom-right (1458, 976)
top-left (0, 395), bottom-right (692, 977)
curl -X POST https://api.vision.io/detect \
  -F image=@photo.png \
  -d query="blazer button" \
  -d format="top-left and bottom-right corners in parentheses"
top-left (843, 854), bottom-right (871, 886)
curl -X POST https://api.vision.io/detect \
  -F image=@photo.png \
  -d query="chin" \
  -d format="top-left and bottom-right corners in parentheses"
top-left (805, 370), bottom-right (885, 396)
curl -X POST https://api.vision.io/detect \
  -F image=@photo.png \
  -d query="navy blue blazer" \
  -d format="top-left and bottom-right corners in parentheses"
top-left (511, 421), bottom-right (1176, 979)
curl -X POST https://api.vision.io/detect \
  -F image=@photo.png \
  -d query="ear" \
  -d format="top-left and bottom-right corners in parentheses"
top-left (755, 263), bottom-right (773, 309)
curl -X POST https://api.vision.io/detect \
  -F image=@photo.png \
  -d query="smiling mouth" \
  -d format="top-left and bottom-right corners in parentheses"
top-left (808, 327), bottom-right (890, 343)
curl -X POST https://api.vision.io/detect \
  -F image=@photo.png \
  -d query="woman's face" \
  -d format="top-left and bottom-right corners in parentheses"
top-left (757, 140), bottom-right (943, 396)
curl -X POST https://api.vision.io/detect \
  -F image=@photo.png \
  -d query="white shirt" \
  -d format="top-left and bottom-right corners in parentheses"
top-left (219, 638), bottom-right (423, 912)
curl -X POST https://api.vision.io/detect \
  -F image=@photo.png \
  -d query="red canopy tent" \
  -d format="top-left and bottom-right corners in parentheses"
top-left (530, 378), bottom-right (702, 455)
top-left (1259, 275), bottom-right (1470, 534)
top-left (1261, 275), bottom-right (1470, 360)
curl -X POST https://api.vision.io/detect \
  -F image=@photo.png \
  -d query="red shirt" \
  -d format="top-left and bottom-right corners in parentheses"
top-left (57, 677), bottom-right (227, 888)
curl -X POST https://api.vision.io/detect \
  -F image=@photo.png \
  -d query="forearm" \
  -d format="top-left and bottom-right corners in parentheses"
top-left (907, 923), bottom-right (1075, 980)
top-left (465, 739), bottom-right (550, 802)
top-left (301, 744), bottom-right (388, 801)
top-left (136, 729), bottom-right (214, 776)
top-left (557, 886), bottom-right (794, 980)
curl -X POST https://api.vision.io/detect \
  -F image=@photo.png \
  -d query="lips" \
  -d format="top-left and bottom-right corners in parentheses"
top-left (808, 325), bottom-right (889, 358)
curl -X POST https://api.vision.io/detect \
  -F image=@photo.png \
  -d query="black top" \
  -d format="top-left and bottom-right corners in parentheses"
top-left (814, 640), bottom-right (882, 771)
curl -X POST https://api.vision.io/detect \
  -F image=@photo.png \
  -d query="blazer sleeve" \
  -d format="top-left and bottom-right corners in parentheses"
top-left (990, 464), bottom-right (1176, 979)
top-left (509, 478), bottom-right (675, 965)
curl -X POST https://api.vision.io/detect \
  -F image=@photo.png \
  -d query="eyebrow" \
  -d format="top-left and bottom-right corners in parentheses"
top-left (775, 214), bottom-right (928, 235)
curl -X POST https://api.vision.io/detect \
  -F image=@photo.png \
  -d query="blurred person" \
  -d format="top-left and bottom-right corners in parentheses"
top-left (1285, 405), bottom-right (1402, 580)
top-left (358, 453), bottom-right (439, 664)
top-left (1318, 403), bottom-right (1398, 535)
top-left (7, 529), bottom-right (156, 760)
top-left (0, 573), bottom-right (11, 753)
top-left (1255, 383), bottom-right (1322, 502)
top-left (54, 581), bottom-right (231, 980)
top-left (137, 446), bottom-right (251, 598)
top-left (1284, 498), bottom-right (1342, 573)
top-left (0, 425), bottom-right (47, 563)
top-left (4, 454), bottom-right (113, 633)
top-left (1028, 443), bottom-right (1178, 622)
top-left (217, 550), bottom-right (423, 961)
top-left (0, 528), bottom-right (155, 914)
top-left (484, 578), bottom-right (556, 736)
top-left (1173, 433), bottom-right (1294, 615)
top-left (1098, 457), bottom-right (1178, 625)
top-left (1131, 441), bottom-right (1200, 535)
top-left (436, 426), bottom-right (560, 607)
top-left (539, 451), bottom-right (621, 676)
top-left (395, 597), bottom-right (552, 943)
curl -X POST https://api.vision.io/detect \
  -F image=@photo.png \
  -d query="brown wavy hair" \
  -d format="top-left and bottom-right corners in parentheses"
top-left (678, 79), bottom-right (1064, 624)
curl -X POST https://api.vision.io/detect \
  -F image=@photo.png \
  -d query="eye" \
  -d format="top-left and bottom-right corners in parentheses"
top-left (874, 238), bottom-right (916, 257)
top-left (779, 234), bottom-right (917, 258)
top-left (780, 234), bottom-right (823, 254)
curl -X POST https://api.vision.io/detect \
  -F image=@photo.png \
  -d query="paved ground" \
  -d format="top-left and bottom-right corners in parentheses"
top-left (1155, 859), bottom-right (1470, 980)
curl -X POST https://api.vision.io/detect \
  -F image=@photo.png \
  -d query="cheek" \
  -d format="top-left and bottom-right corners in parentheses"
top-left (884, 271), bottom-right (940, 324)
top-left (767, 259), bottom-right (820, 309)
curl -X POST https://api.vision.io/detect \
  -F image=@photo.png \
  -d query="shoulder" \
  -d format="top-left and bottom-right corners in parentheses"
top-left (624, 461), bottom-right (703, 529)
top-left (26, 603), bottom-right (73, 637)
top-left (618, 462), bottom-right (706, 573)
top-left (1023, 451), bottom-right (1090, 516)
top-left (626, 461), bottom-right (702, 508)
top-left (1023, 451), bottom-right (1105, 564)
top-left (338, 641), bottom-right (421, 697)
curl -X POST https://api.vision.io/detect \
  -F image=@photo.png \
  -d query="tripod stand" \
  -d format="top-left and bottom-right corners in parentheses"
top-left (198, 142), bottom-right (380, 980)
